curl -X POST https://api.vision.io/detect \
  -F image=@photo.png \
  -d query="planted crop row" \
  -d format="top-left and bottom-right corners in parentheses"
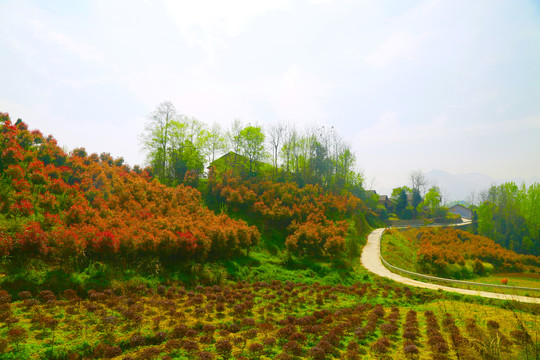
top-left (0, 281), bottom-right (536, 359)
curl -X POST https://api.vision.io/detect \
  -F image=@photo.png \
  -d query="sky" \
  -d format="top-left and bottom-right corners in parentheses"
top-left (1, 0), bottom-right (539, 197)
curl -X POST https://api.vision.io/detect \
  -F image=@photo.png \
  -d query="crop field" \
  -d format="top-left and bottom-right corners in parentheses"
top-left (1, 281), bottom-right (539, 359)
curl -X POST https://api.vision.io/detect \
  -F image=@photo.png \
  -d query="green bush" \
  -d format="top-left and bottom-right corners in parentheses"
top-left (441, 262), bottom-right (474, 280)
top-left (483, 262), bottom-right (494, 275)
top-left (461, 262), bottom-right (474, 279)
top-left (442, 263), bottom-right (462, 279)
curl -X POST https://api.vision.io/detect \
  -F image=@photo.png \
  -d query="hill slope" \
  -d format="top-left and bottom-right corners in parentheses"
top-left (0, 114), bottom-right (259, 265)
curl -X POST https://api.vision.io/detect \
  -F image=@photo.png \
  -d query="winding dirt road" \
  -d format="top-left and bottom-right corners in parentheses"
top-left (361, 228), bottom-right (540, 304)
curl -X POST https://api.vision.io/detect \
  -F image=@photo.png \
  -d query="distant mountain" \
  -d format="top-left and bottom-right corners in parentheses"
top-left (425, 169), bottom-right (495, 203)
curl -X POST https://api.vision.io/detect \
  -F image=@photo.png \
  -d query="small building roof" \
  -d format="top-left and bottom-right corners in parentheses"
top-left (449, 204), bottom-right (470, 210)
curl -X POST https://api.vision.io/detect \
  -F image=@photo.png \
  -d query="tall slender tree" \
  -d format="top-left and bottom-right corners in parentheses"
top-left (240, 125), bottom-right (266, 174)
top-left (206, 123), bottom-right (226, 164)
top-left (267, 122), bottom-right (287, 179)
top-left (227, 119), bottom-right (244, 174)
top-left (141, 101), bottom-right (176, 183)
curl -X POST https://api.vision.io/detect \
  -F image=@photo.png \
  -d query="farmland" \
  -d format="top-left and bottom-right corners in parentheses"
top-left (1, 281), bottom-right (539, 359)
top-left (0, 115), bottom-right (539, 359)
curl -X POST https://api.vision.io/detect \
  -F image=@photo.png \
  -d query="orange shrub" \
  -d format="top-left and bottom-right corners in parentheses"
top-left (210, 172), bottom-right (363, 259)
top-left (407, 228), bottom-right (540, 274)
top-left (0, 117), bottom-right (259, 263)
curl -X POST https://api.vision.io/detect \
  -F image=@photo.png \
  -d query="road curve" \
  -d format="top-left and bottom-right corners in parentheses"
top-left (361, 228), bottom-right (540, 304)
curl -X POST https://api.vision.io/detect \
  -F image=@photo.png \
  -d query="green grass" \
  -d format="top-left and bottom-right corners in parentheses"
top-left (380, 230), bottom-right (418, 272)
top-left (226, 250), bottom-right (373, 286)
top-left (471, 273), bottom-right (540, 288)
top-left (392, 272), bottom-right (540, 298)
top-left (0, 245), bottom-right (372, 300)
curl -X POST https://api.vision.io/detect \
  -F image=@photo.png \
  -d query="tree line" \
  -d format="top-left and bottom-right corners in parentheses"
top-left (385, 170), bottom-right (451, 221)
top-left (140, 101), bottom-right (363, 193)
top-left (475, 182), bottom-right (540, 255)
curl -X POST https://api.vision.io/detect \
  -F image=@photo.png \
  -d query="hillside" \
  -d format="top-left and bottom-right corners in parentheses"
top-left (1, 114), bottom-right (539, 359)
top-left (206, 173), bottom-right (371, 259)
top-left (0, 115), bottom-right (260, 267)
top-left (382, 227), bottom-right (540, 280)
top-left (0, 114), bottom-right (373, 291)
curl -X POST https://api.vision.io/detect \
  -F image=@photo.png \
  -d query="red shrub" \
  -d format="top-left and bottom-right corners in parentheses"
top-left (15, 222), bottom-right (48, 255)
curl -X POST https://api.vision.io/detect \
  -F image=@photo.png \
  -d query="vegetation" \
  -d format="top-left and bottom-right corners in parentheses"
top-left (0, 115), bottom-right (259, 267)
top-left (207, 173), bottom-right (371, 260)
top-left (389, 181), bottom-right (457, 222)
top-left (0, 113), bottom-right (371, 292)
top-left (1, 110), bottom-right (540, 359)
top-left (140, 102), bottom-right (365, 195)
top-left (382, 227), bottom-right (540, 280)
top-left (0, 281), bottom-right (538, 359)
top-left (476, 182), bottom-right (540, 256)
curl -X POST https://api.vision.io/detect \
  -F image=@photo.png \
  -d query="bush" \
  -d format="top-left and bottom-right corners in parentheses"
top-left (483, 262), bottom-right (494, 275)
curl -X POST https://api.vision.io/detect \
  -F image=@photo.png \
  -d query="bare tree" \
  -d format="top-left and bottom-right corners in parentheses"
top-left (409, 169), bottom-right (428, 196)
top-left (365, 175), bottom-right (377, 191)
top-left (226, 119), bottom-right (244, 173)
top-left (440, 187), bottom-right (450, 206)
top-left (466, 190), bottom-right (478, 207)
top-left (267, 122), bottom-right (287, 179)
top-left (281, 125), bottom-right (298, 175)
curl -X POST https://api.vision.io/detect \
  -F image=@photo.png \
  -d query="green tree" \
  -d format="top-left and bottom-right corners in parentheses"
top-left (477, 201), bottom-right (494, 238)
top-left (267, 122), bottom-right (287, 179)
top-left (206, 123), bottom-right (226, 164)
top-left (519, 182), bottom-right (540, 249)
top-left (141, 101), bottom-right (176, 182)
top-left (309, 140), bottom-right (332, 186)
top-left (226, 119), bottom-right (244, 174)
top-left (239, 125), bottom-right (266, 173)
top-left (296, 133), bottom-right (314, 185)
top-left (423, 186), bottom-right (441, 217)
top-left (169, 139), bottom-right (205, 182)
top-left (476, 182), bottom-right (536, 254)
top-left (391, 186), bottom-right (411, 201)
top-left (141, 102), bottom-right (208, 184)
top-left (332, 145), bottom-right (357, 190)
top-left (394, 188), bottom-right (408, 218)
top-left (411, 188), bottom-right (422, 216)
top-left (169, 117), bottom-right (208, 182)
top-left (281, 126), bottom-right (299, 176)
top-left (471, 207), bottom-right (479, 234)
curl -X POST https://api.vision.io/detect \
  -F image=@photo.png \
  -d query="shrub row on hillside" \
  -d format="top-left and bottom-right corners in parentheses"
top-left (0, 115), bottom-right (259, 263)
top-left (209, 172), bottom-right (368, 259)
top-left (393, 227), bottom-right (540, 278)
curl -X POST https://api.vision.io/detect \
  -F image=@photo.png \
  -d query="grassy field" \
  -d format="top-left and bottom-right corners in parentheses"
top-left (0, 247), bottom-right (371, 301)
top-left (471, 273), bottom-right (540, 288)
top-left (380, 230), bottom-right (418, 272)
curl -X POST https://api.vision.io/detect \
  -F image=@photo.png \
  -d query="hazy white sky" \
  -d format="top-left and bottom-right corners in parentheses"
top-left (1, 0), bottom-right (539, 195)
